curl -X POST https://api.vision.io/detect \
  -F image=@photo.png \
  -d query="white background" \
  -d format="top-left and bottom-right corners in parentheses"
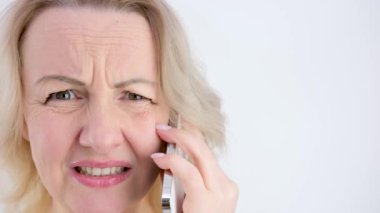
top-left (1, 0), bottom-right (379, 212)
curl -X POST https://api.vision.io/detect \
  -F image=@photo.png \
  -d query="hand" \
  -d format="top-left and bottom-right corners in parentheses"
top-left (151, 123), bottom-right (239, 213)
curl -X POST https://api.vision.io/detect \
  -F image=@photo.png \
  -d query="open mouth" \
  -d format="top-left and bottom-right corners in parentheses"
top-left (74, 166), bottom-right (129, 177)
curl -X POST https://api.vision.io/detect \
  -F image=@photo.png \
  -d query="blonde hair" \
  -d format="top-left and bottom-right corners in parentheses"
top-left (0, 0), bottom-right (225, 211)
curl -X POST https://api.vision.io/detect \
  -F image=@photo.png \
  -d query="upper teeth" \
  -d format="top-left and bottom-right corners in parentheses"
top-left (77, 167), bottom-right (126, 176)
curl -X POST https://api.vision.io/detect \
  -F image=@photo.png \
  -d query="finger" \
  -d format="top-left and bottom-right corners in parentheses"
top-left (156, 124), bottom-right (223, 189)
top-left (151, 152), bottom-right (205, 195)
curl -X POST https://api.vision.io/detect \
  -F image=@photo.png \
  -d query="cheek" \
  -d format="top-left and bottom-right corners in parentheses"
top-left (126, 112), bottom-right (163, 154)
top-left (117, 108), bottom-right (168, 198)
top-left (26, 111), bottom-right (76, 192)
top-left (124, 106), bottom-right (169, 159)
top-left (27, 111), bottom-right (74, 155)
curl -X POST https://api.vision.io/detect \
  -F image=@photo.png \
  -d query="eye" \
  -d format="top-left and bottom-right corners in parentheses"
top-left (123, 91), bottom-right (152, 102)
top-left (45, 90), bottom-right (78, 103)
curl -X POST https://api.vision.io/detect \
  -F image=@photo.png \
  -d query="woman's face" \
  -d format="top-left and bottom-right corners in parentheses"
top-left (22, 7), bottom-right (169, 212)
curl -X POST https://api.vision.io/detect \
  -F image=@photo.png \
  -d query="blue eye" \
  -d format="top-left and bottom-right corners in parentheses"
top-left (45, 90), bottom-right (77, 103)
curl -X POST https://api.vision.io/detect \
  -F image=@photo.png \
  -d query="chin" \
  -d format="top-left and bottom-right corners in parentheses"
top-left (65, 194), bottom-right (132, 213)
top-left (58, 180), bottom-right (156, 212)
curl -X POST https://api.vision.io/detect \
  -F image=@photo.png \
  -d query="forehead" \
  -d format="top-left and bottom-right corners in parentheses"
top-left (21, 7), bottom-right (156, 84)
top-left (24, 7), bottom-right (151, 42)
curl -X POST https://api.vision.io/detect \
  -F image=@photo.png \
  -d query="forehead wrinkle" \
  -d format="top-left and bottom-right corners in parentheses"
top-left (51, 23), bottom-right (151, 46)
top-left (25, 8), bottom-right (153, 49)
top-left (24, 8), bottom-right (156, 92)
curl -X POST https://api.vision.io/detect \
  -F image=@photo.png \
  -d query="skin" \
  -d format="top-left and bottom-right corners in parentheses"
top-left (22, 6), bottom-right (239, 213)
top-left (22, 7), bottom-right (168, 212)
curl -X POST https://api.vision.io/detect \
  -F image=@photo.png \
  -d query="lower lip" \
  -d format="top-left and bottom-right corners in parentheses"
top-left (71, 169), bottom-right (131, 188)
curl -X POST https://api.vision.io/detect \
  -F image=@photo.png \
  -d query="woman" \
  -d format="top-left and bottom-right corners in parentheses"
top-left (0, 0), bottom-right (238, 212)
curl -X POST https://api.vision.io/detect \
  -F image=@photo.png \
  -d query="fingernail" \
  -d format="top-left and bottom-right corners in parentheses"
top-left (151, 152), bottom-right (166, 159)
top-left (156, 124), bottom-right (172, 130)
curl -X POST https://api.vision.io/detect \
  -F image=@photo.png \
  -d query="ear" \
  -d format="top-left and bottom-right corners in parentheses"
top-left (22, 118), bottom-right (30, 141)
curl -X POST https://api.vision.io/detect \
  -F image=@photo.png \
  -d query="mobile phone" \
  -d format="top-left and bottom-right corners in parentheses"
top-left (161, 116), bottom-right (185, 213)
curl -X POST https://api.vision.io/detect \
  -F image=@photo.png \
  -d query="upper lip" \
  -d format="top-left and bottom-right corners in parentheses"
top-left (71, 160), bottom-right (132, 169)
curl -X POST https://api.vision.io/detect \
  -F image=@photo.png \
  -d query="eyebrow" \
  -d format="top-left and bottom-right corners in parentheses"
top-left (36, 75), bottom-right (85, 86)
top-left (35, 75), bottom-right (155, 88)
top-left (114, 78), bottom-right (155, 88)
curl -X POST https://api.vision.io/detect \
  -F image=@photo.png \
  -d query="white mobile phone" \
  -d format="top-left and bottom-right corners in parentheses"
top-left (161, 116), bottom-right (185, 213)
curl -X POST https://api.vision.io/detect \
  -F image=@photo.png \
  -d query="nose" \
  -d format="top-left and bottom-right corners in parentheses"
top-left (79, 101), bottom-right (124, 154)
